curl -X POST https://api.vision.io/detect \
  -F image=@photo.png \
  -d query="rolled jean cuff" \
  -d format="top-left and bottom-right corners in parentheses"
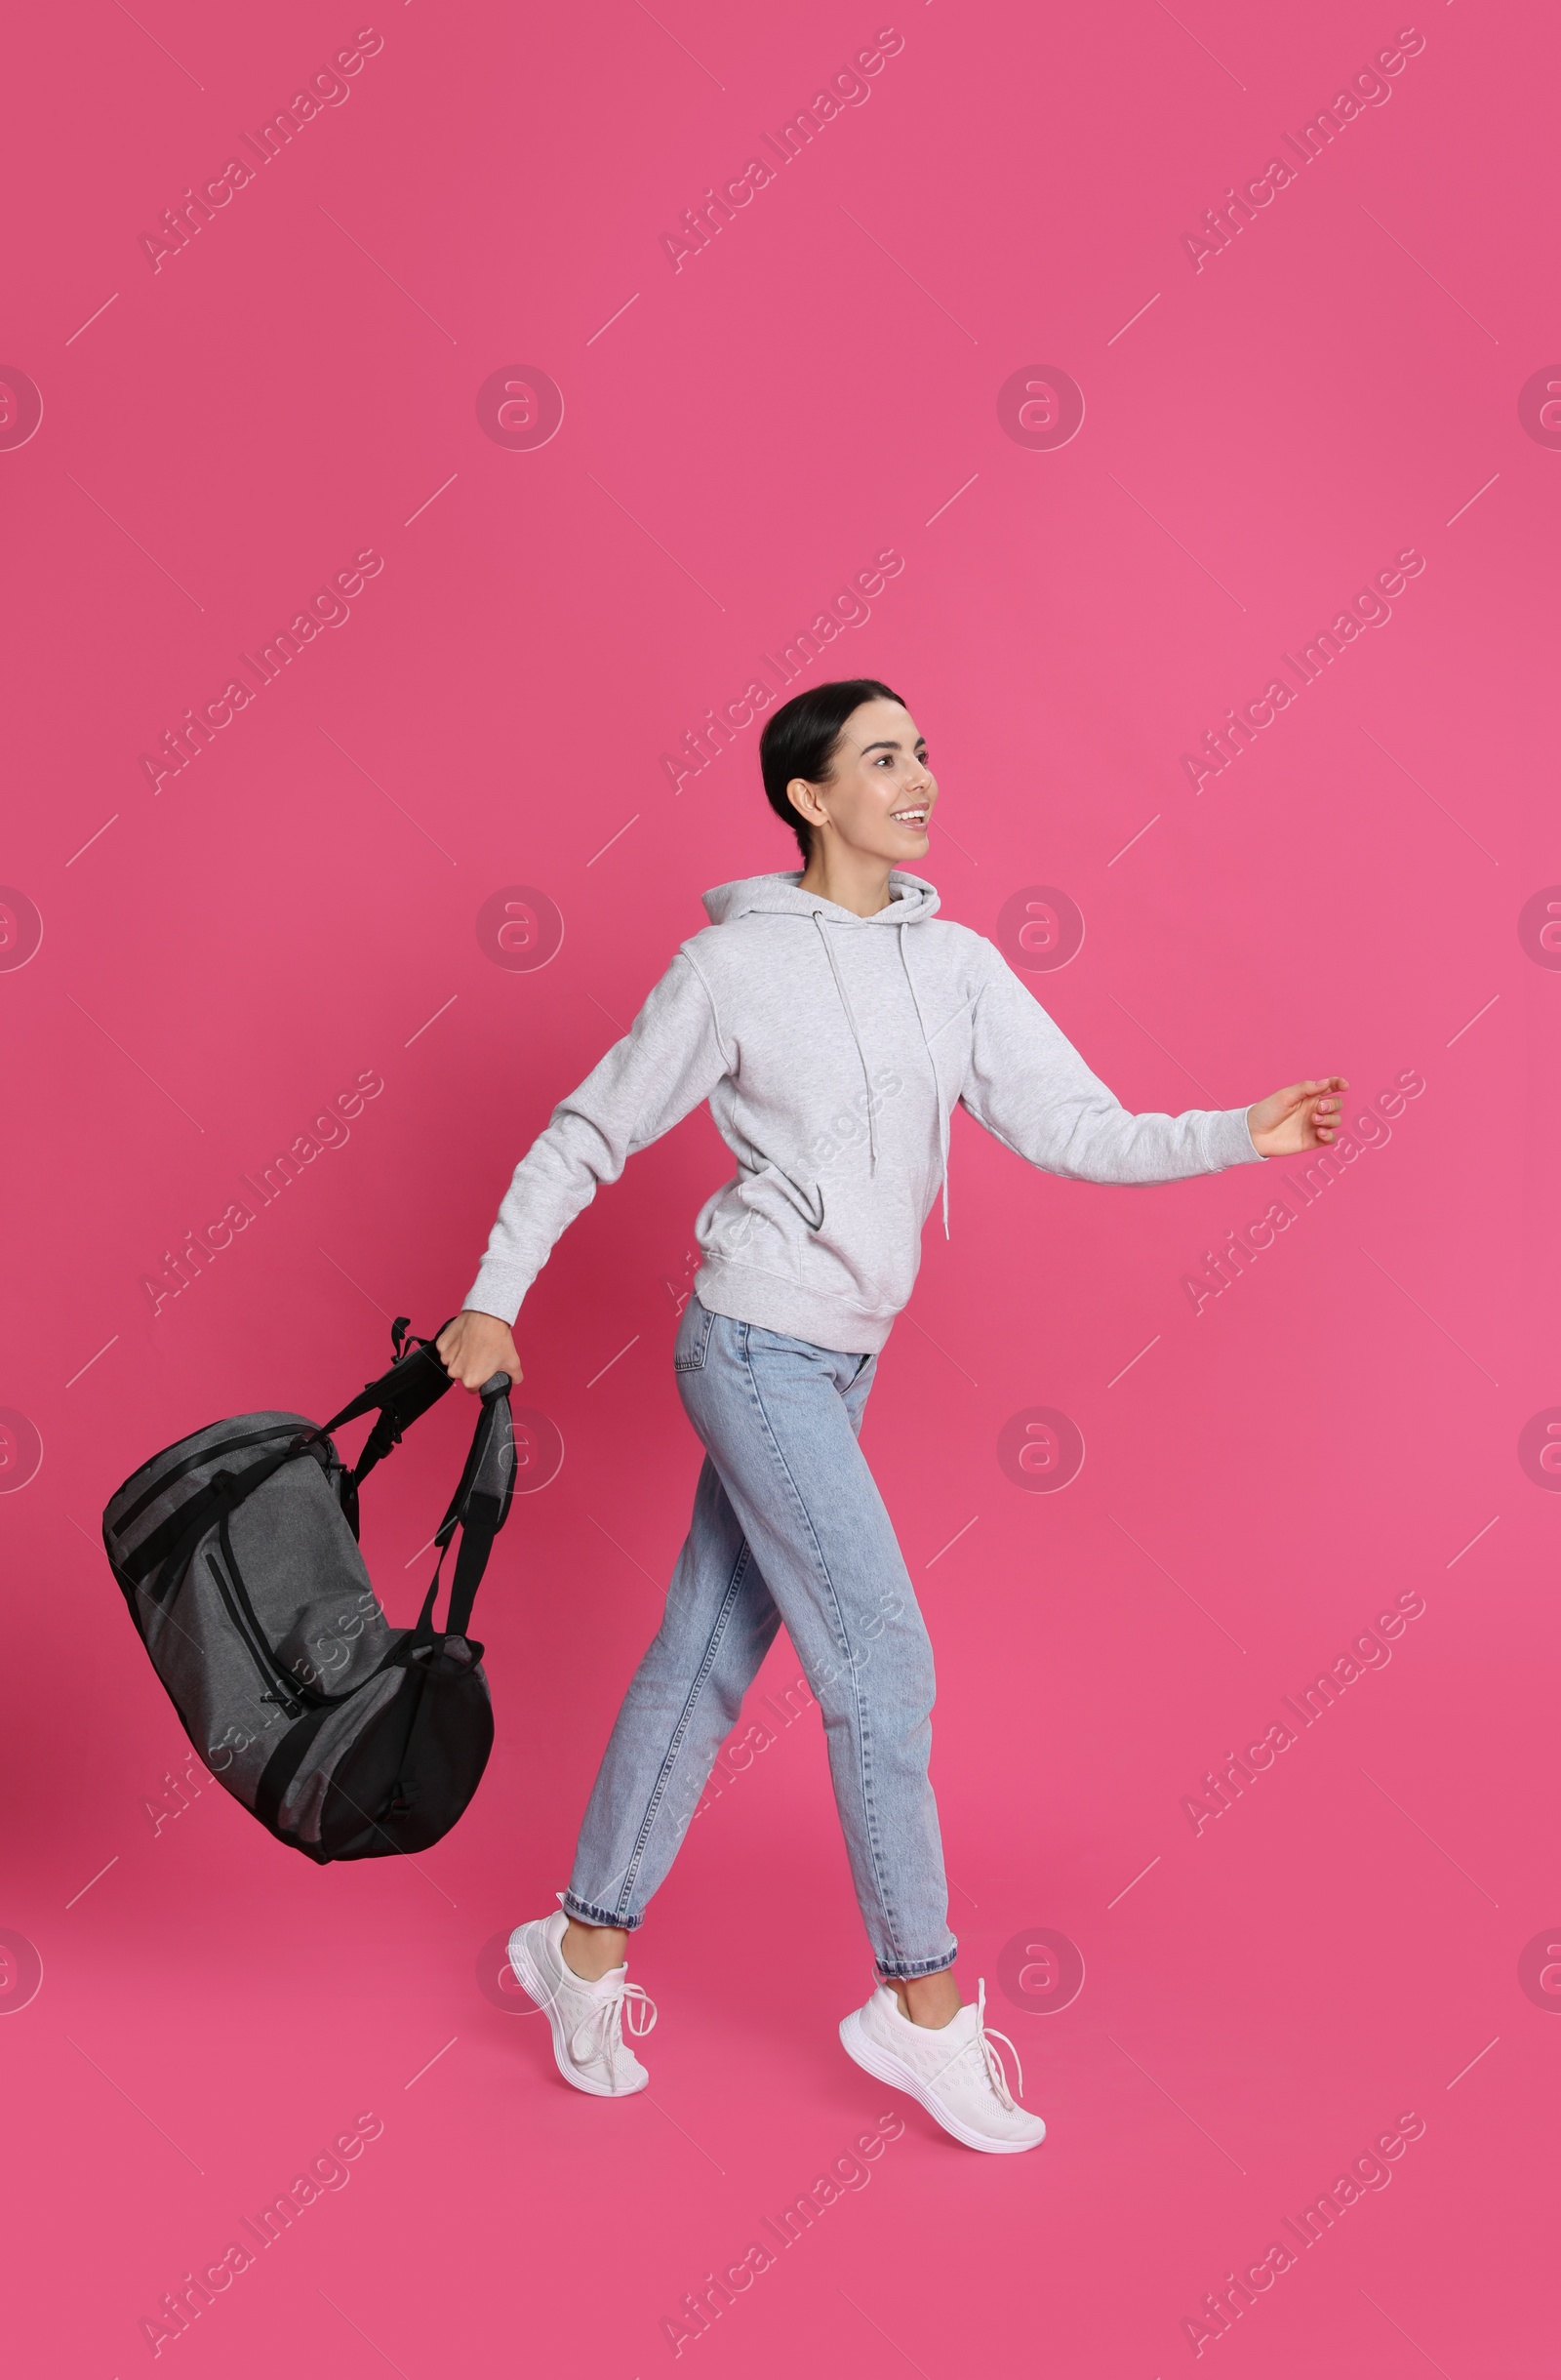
top-left (875, 1941), bottom-right (958, 1982)
top-left (561, 1890), bottom-right (643, 1932)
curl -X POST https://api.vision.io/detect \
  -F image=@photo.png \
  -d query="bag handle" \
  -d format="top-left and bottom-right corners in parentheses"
top-left (409, 1371), bottom-right (516, 1648)
top-left (311, 1314), bottom-right (456, 1507)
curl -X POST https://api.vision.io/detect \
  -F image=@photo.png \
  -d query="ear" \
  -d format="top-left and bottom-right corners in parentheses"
top-left (787, 777), bottom-right (826, 826)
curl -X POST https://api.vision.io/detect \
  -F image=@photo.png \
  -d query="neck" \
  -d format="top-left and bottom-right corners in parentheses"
top-left (796, 845), bottom-right (897, 919)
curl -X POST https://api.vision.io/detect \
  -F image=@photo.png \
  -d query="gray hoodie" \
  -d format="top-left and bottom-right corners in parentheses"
top-left (465, 869), bottom-right (1265, 1353)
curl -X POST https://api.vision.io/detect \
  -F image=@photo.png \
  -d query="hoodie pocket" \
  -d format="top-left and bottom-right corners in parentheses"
top-left (737, 1160), bottom-right (824, 1235)
top-left (701, 1163), bottom-right (821, 1275)
top-left (801, 1165), bottom-right (923, 1315)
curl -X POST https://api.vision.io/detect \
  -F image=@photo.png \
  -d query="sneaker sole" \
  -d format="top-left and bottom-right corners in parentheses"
top-left (506, 1925), bottom-right (649, 2098)
top-left (838, 2009), bottom-right (1046, 2154)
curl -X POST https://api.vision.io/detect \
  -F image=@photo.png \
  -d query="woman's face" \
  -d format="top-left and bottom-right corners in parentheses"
top-left (790, 699), bottom-right (938, 863)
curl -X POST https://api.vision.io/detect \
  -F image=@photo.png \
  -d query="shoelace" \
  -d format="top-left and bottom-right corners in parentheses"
top-left (928, 1978), bottom-right (1023, 2112)
top-left (566, 1977), bottom-right (659, 2076)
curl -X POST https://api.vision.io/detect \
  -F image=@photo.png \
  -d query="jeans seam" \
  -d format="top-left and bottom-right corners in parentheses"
top-left (737, 1324), bottom-right (907, 1971)
top-left (562, 1891), bottom-right (641, 1931)
top-left (611, 1533), bottom-right (753, 1921)
top-left (876, 1947), bottom-right (958, 1981)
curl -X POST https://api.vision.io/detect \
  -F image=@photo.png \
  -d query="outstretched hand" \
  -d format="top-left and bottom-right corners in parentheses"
top-left (436, 1309), bottom-right (524, 1392)
top-left (1246, 1077), bottom-right (1349, 1158)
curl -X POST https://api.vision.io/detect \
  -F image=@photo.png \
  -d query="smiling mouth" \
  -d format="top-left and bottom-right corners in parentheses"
top-left (891, 806), bottom-right (930, 827)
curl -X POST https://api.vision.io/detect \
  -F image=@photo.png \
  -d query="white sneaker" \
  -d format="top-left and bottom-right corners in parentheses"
top-left (840, 1978), bottom-right (1046, 2154)
top-left (507, 1910), bottom-right (657, 2097)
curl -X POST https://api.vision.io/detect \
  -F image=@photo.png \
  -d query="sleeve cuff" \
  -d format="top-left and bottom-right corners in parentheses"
top-left (1216, 1105), bottom-right (1265, 1166)
top-left (462, 1265), bottom-right (531, 1326)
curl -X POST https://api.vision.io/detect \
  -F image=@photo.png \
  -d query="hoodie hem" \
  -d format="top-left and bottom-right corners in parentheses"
top-left (692, 1261), bottom-right (894, 1356)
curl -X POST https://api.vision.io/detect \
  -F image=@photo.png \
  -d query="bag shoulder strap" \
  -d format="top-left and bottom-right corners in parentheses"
top-left (410, 1374), bottom-right (516, 1646)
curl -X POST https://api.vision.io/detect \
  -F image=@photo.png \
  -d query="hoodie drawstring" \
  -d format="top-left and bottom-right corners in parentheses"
top-left (899, 921), bottom-right (951, 1238)
top-left (813, 912), bottom-right (880, 1169)
top-left (810, 909), bottom-right (950, 1235)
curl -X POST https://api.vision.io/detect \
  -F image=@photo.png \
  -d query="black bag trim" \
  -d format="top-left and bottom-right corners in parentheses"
top-left (111, 1420), bottom-right (304, 1537)
top-left (254, 1699), bottom-right (342, 1835)
top-left (123, 1443), bottom-right (316, 1596)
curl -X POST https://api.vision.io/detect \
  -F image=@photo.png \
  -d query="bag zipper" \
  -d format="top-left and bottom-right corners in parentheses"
top-left (217, 1510), bottom-right (374, 1714)
top-left (204, 1551), bottom-right (305, 1718)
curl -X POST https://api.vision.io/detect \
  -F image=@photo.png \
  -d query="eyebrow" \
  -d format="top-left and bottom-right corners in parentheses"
top-left (860, 738), bottom-right (928, 755)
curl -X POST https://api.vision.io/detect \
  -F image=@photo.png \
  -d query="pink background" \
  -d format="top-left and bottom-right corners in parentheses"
top-left (2, 2), bottom-right (1557, 2372)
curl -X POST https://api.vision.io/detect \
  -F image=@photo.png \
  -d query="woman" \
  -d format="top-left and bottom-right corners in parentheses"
top-left (437, 677), bottom-right (1344, 2154)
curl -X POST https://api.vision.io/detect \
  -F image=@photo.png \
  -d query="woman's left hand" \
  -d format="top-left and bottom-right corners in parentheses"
top-left (1245, 1077), bottom-right (1349, 1157)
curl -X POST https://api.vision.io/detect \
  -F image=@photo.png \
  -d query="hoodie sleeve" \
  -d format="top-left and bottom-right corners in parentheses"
top-left (959, 945), bottom-right (1265, 1184)
top-left (464, 951), bottom-right (729, 1322)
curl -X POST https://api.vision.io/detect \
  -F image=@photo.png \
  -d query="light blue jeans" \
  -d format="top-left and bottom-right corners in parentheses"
top-left (563, 1295), bottom-right (957, 1979)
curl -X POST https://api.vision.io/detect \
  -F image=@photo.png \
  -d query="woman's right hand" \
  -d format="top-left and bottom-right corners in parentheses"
top-left (436, 1309), bottom-right (524, 1392)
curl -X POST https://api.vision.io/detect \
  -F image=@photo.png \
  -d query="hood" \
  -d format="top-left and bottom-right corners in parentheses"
top-left (700, 869), bottom-right (941, 928)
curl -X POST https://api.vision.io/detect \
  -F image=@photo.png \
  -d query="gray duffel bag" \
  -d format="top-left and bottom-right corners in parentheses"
top-left (102, 1317), bottom-right (515, 1862)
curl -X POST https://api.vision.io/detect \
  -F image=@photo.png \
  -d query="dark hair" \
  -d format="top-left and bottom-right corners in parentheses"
top-left (758, 678), bottom-right (907, 863)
